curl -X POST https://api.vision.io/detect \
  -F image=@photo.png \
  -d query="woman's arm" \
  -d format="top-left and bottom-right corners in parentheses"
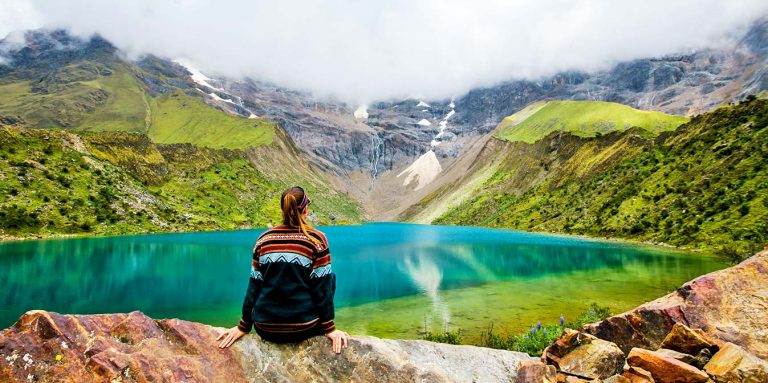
top-left (217, 246), bottom-right (263, 348)
top-left (308, 237), bottom-right (336, 334)
top-left (308, 238), bottom-right (348, 353)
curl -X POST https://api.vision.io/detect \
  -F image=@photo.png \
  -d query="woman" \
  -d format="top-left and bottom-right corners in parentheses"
top-left (216, 186), bottom-right (349, 353)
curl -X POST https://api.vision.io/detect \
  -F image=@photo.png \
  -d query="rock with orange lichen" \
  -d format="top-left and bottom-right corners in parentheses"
top-left (0, 310), bottom-right (534, 382)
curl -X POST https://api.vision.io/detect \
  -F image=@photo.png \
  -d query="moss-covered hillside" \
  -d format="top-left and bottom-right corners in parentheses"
top-left (0, 32), bottom-right (361, 239)
top-left (495, 100), bottom-right (688, 143)
top-left (434, 97), bottom-right (768, 257)
top-left (0, 125), bottom-right (362, 239)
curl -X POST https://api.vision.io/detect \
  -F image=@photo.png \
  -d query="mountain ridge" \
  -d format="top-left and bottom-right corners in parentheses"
top-left (410, 97), bottom-right (768, 257)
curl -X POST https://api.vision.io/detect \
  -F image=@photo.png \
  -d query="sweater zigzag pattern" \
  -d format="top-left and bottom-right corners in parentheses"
top-left (238, 225), bottom-right (336, 336)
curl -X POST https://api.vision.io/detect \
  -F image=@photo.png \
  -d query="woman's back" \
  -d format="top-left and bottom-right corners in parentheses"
top-left (250, 225), bottom-right (335, 331)
top-left (216, 186), bottom-right (347, 353)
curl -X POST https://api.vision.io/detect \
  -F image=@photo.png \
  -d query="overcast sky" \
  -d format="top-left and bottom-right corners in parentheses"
top-left (1, 0), bottom-right (767, 103)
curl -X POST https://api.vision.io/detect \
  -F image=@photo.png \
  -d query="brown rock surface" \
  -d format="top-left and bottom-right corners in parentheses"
top-left (0, 310), bottom-right (534, 383)
top-left (654, 348), bottom-right (696, 366)
top-left (703, 342), bottom-right (768, 383)
top-left (626, 348), bottom-right (709, 383)
top-left (621, 366), bottom-right (655, 383)
top-left (516, 360), bottom-right (557, 383)
top-left (583, 251), bottom-right (768, 358)
top-left (604, 375), bottom-right (631, 383)
top-left (542, 329), bottom-right (625, 379)
top-left (660, 323), bottom-right (719, 355)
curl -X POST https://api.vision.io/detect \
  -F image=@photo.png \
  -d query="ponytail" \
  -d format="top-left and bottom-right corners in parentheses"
top-left (281, 186), bottom-right (320, 245)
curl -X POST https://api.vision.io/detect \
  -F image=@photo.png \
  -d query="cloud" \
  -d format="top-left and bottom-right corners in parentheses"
top-left (7, 0), bottom-right (768, 103)
top-left (0, 0), bottom-right (41, 62)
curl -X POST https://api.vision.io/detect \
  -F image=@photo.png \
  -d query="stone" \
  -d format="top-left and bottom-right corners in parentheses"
top-left (654, 348), bottom-right (696, 365)
top-left (660, 323), bottom-right (719, 355)
top-left (0, 310), bottom-right (534, 383)
top-left (517, 360), bottom-right (557, 383)
top-left (583, 251), bottom-right (768, 359)
top-left (542, 329), bottom-right (625, 379)
top-left (621, 366), bottom-right (655, 383)
top-left (703, 342), bottom-right (768, 383)
top-left (558, 374), bottom-right (594, 383)
top-left (604, 375), bottom-right (631, 383)
top-left (691, 348), bottom-right (713, 370)
top-left (627, 348), bottom-right (709, 383)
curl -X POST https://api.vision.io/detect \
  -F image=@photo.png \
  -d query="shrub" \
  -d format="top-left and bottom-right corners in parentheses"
top-left (477, 304), bottom-right (612, 356)
top-left (718, 244), bottom-right (751, 264)
top-left (0, 205), bottom-right (40, 229)
top-left (422, 329), bottom-right (462, 345)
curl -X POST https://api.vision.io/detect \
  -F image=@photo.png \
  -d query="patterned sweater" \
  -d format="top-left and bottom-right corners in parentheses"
top-left (237, 225), bottom-right (336, 334)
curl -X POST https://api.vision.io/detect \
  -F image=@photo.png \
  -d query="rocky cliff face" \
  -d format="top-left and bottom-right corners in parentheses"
top-left (0, 310), bottom-right (533, 383)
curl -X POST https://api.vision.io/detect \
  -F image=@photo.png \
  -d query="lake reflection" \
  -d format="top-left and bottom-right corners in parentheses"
top-left (0, 223), bottom-right (726, 339)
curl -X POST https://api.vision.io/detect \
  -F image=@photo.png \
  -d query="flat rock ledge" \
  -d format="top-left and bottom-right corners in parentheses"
top-left (0, 310), bottom-right (534, 383)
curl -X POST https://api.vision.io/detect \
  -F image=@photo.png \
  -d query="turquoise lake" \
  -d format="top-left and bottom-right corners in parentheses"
top-left (0, 223), bottom-right (727, 342)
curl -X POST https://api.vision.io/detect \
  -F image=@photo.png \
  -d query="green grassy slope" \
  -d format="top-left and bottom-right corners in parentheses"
top-left (0, 125), bottom-right (361, 239)
top-left (149, 91), bottom-right (274, 149)
top-left (495, 100), bottom-right (689, 143)
top-left (435, 97), bottom-right (768, 257)
top-left (0, 58), bottom-right (274, 149)
top-left (78, 66), bottom-right (149, 133)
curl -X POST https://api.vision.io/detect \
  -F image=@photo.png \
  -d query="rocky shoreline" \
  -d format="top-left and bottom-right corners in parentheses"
top-left (519, 250), bottom-right (768, 383)
top-left (1, 251), bottom-right (766, 382)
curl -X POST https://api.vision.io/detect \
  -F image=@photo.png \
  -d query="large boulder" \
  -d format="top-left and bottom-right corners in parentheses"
top-left (660, 323), bottom-right (720, 355)
top-left (626, 347), bottom-right (709, 383)
top-left (0, 310), bottom-right (534, 383)
top-left (542, 329), bottom-right (625, 379)
top-left (703, 342), bottom-right (768, 383)
top-left (583, 251), bottom-right (768, 358)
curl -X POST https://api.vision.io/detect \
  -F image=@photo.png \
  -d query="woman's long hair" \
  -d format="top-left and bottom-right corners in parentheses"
top-left (281, 186), bottom-right (320, 244)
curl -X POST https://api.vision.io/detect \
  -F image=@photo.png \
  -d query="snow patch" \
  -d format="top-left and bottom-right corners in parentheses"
top-left (449, 101), bottom-right (456, 109)
top-left (417, 100), bottom-right (431, 108)
top-left (248, 113), bottom-right (259, 119)
top-left (430, 106), bottom-right (455, 147)
top-left (196, 88), bottom-right (235, 105)
top-left (354, 105), bottom-right (369, 119)
top-left (175, 59), bottom-right (223, 91)
top-left (417, 119), bottom-right (431, 126)
top-left (397, 150), bottom-right (442, 190)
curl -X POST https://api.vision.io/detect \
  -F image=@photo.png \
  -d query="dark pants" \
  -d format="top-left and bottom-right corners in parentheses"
top-left (254, 321), bottom-right (324, 343)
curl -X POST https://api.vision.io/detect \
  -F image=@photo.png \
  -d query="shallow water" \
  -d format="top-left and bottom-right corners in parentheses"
top-left (0, 223), bottom-right (727, 341)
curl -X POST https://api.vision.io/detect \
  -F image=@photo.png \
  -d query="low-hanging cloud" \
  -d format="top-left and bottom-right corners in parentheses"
top-left (4, 0), bottom-right (768, 103)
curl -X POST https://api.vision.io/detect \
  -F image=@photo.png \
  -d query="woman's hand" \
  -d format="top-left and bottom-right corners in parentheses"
top-left (216, 326), bottom-right (246, 348)
top-left (325, 329), bottom-right (349, 354)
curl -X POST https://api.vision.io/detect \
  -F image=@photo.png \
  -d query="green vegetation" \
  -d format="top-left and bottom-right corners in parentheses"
top-left (422, 304), bottom-right (612, 356)
top-left (495, 100), bottom-right (689, 143)
top-left (149, 91), bottom-right (274, 149)
top-left (79, 66), bottom-right (149, 133)
top-left (0, 58), bottom-right (274, 150)
top-left (422, 329), bottom-right (463, 345)
top-left (437, 97), bottom-right (768, 258)
top-left (479, 303), bottom-right (611, 356)
top-left (0, 126), bottom-right (361, 239)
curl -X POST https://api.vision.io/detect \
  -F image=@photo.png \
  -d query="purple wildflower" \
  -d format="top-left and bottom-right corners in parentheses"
top-left (537, 321), bottom-right (542, 330)
top-left (560, 314), bottom-right (565, 327)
